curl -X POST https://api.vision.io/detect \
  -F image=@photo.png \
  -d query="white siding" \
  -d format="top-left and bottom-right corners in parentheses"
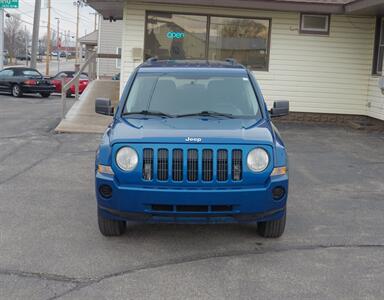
top-left (121, 2), bottom-right (377, 117)
top-left (367, 76), bottom-right (384, 120)
top-left (98, 18), bottom-right (123, 77)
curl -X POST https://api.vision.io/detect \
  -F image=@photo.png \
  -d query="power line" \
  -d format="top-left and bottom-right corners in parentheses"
top-left (4, 11), bottom-right (73, 37)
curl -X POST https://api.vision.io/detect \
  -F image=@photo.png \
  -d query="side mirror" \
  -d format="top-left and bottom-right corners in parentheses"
top-left (95, 98), bottom-right (114, 116)
top-left (270, 101), bottom-right (289, 118)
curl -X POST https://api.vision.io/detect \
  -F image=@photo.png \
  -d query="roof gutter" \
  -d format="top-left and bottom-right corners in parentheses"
top-left (136, 0), bottom-right (346, 14)
top-left (345, 0), bottom-right (384, 13)
top-left (87, 0), bottom-right (384, 18)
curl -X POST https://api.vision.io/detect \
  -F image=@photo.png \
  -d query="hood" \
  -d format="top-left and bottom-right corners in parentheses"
top-left (108, 117), bottom-right (275, 146)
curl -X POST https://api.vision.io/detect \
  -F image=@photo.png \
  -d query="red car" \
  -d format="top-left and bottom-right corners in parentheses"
top-left (51, 71), bottom-right (89, 96)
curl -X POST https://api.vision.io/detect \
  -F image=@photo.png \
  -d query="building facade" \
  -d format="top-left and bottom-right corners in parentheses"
top-left (97, 19), bottom-right (123, 78)
top-left (89, 0), bottom-right (384, 121)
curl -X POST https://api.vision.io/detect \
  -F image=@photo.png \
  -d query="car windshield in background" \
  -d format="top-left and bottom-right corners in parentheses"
top-left (21, 70), bottom-right (41, 77)
top-left (123, 72), bottom-right (262, 119)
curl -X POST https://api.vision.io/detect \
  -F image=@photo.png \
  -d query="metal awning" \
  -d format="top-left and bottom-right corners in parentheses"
top-left (86, 0), bottom-right (384, 19)
top-left (86, 0), bottom-right (125, 20)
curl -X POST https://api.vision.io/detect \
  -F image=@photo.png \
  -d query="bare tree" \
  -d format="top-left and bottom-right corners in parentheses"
top-left (4, 14), bottom-right (30, 63)
top-left (221, 19), bottom-right (268, 39)
top-left (40, 34), bottom-right (56, 53)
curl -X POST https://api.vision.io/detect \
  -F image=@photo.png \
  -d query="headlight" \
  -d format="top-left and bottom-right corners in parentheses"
top-left (116, 147), bottom-right (138, 171)
top-left (247, 148), bottom-right (269, 172)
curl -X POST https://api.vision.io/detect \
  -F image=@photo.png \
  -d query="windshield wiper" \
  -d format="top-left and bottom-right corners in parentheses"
top-left (122, 110), bottom-right (174, 118)
top-left (176, 111), bottom-right (234, 119)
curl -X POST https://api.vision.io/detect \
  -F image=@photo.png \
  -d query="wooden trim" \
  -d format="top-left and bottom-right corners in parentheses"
top-left (97, 53), bottom-right (121, 59)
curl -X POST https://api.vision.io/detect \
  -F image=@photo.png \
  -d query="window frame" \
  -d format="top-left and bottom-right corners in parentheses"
top-left (299, 13), bottom-right (330, 35)
top-left (372, 17), bottom-right (384, 76)
top-left (144, 11), bottom-right (272, 71)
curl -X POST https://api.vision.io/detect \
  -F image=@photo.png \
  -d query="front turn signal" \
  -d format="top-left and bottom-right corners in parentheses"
top-left (98, 164), bottom-right (114, 175)
top-left (271, 166), bottom-right (287, 176)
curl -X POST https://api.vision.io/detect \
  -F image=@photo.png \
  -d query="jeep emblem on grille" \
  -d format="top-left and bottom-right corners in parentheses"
top-left (185, 137), bottom-right (202, 143)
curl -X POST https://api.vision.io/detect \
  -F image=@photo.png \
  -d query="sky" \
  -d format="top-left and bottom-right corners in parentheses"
top-left (4, 0), bottom-right (97, 42)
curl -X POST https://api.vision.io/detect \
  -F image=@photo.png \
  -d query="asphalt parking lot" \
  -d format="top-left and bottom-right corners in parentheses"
top-left (1, 93), bottom-right (384, 300)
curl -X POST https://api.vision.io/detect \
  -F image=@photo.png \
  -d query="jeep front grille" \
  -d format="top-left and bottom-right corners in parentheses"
top-left (142, 148), bottom-right (153, 180)
top-left (232, 149), bottom-right (243, 181)
top-left (157, 149), bottom-right (168, 181)
top-left (187, 149), bottom-right (198, 181)
top-left (202, 149), bottom-right (213, 181)
top-left (172, 149), bottom-right (183, 181)
top-left (142, 148), bottom-right (243, 183)
top-left (217, 149), bottom-right (228, 181)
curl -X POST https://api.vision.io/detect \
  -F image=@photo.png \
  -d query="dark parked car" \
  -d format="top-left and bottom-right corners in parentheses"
top-left (0, 67), bottom-right (56, 98)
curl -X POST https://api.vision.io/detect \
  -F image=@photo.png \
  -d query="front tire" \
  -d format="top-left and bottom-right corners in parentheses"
top-left (257, 211), bottom-right (286, 238)
top-left (98, 210), bottom-right (126, 236)
top-left (12, 84), bottom-right (23, 97)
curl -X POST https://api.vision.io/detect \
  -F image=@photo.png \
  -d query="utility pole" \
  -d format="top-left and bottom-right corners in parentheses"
top-left (25, 25), bottom-right (28, 66)
top-left (55, 17), bottom-right (60, 73)
top-left (45, 0), bottom-right (51, 76)
top-left (0, 9), bottom-right (4, 70)
top-left (75, 1), bottom-right (80, 65)
top-left (31, 0), bottom-right (41, 68)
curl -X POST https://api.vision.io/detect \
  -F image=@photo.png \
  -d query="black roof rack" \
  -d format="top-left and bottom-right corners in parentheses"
top-left (140, 59), bottom-right (245, 69)
top-left (145, 57), bottom-right (158, 64)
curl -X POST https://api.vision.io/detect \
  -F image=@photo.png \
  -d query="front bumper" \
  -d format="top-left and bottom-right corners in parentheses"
top-left (96, 173), bottom-right (288, 224)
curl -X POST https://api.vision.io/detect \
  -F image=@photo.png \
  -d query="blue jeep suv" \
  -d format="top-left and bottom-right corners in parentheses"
top-left (95, 59), bottom-right (289, 238)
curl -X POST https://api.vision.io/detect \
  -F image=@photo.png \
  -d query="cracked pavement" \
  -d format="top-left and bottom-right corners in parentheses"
top-left (0, 93), bottom-right (384, 299)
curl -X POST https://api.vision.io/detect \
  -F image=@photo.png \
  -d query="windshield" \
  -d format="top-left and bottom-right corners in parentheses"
top-left (123, 72), bottom-right (262, 119)
top-left (21, 70), bottom-right (42, 77)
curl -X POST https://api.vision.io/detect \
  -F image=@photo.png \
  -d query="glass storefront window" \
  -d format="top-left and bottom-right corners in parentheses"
top-left (145, 12), bottom-right (208, 60)
top-left (144, 12), bottom-right (271, 70)
top-left (209, 17), bottom-right (270, 70)
top-left (145, 12), bottom-right (270, 71)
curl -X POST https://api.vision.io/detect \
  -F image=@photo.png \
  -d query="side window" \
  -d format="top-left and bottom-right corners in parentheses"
top-left (372, 17), bottom-right (384, 75)
top-left (21, 70), bottom-right (41, 77)
top-left (0, 70), bottom-right (14, 77)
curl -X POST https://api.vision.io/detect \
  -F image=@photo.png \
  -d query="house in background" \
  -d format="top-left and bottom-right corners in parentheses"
top-left (79, 30), bottom-right (98, 60)
top-left (97, 18), bottom-right (123, 78)
top-left (86, 0), bottom-right (384, 121)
